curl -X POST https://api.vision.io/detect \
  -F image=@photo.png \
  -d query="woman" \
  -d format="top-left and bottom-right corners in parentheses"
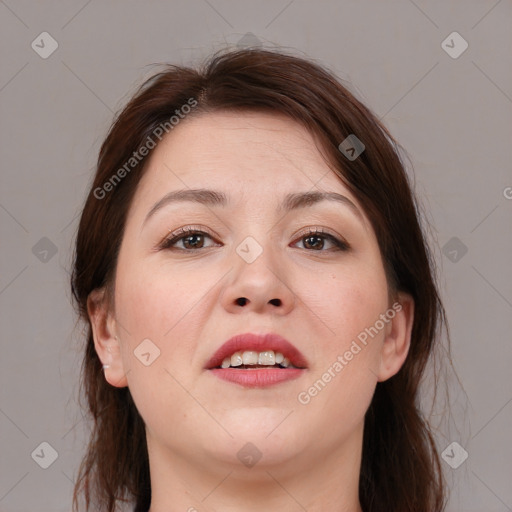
top-left (71, 47), bottom-right (448, 511)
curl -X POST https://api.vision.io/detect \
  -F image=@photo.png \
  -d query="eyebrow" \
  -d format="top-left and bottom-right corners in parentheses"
top-left (142, 188), bottom-right (364, 227)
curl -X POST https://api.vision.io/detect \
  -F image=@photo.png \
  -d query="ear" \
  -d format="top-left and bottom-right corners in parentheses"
top-left (376, 292), bottom-right (414, 382)
top-left (87, 287), bottom-right (128, 388)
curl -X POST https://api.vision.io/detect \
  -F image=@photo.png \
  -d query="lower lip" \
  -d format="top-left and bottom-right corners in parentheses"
top-left (209, 368), bottom-right (305, 387)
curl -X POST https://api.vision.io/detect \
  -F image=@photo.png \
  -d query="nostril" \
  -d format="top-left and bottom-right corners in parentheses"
top-left (235, 297), bottom-right (281, 306)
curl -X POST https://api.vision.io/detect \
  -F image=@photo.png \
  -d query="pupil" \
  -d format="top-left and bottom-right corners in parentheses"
top-left (185, 235), bottom-right (203, 248)
top-left (305, 235), bottom-right (323, 250)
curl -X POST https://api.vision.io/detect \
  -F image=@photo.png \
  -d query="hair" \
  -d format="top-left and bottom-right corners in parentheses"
top-left (71, 47), bottom-right (449, 512)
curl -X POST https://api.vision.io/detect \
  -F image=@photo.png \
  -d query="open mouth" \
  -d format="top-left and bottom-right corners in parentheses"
top-left (222, 364), bottom-right (292, 369)
top-left (205, 333), bottom-right (309, 375)
top-left (215, 350), bottom-right (303, 370)
top-left (207, 336), bottom-right (307, 387)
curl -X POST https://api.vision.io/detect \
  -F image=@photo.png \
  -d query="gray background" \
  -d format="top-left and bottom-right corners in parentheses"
top-left (1, 1), bottom-right (511, 511)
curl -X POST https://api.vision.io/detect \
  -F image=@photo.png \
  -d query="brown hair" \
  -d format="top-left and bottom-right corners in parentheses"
top-left (71, 47), bottom-right (448, 511)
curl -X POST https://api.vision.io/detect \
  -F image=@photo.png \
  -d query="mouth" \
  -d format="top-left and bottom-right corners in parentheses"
top-left (205, 332), bottom-right (308, 387)
top-left (216, 349), bottom-right (301, 369)
top-left (205, 332), bottom-right (308, 370)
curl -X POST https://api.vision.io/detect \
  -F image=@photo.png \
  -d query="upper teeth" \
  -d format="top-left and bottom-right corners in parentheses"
top-left (220, 350), bottom-right (296, 369)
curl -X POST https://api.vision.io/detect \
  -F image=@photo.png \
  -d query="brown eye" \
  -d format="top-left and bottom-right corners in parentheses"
top-left (294, 229), bottom-right (349, 252)
top-left (303, 234), bottom-right (327, 250)
top-left (159, 227), bottom-right (219, 251)
top-left (176, 233), bottom-right (206, 249)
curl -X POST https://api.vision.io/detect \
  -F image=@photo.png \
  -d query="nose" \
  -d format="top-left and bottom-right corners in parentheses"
top-left (220, 239), bottom-right (296, 316)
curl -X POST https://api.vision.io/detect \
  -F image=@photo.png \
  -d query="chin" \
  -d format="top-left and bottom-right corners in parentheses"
top-left (203, 437), bottom-right (305, 474)
top-left (199, 409), bottom-right (308, 465)
top-left (221, 407), bottom-right (301, 437)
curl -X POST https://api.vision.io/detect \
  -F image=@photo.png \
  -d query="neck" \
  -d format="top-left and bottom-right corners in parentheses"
top-left (146, 425), bottom-right (364, 512)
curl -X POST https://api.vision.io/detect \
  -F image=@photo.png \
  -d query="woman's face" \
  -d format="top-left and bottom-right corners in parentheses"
top-left (91, 111), bottom-right (412, 476)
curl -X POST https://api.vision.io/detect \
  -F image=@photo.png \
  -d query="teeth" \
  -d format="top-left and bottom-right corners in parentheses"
top-left (219, 350), bottom-right (296, 369)
top-left (230, 352), bottom-right (243, 367)
top-left (242, 351), bottom-right (259, 365)
top-left (258, 350), bottom-right (275, 365)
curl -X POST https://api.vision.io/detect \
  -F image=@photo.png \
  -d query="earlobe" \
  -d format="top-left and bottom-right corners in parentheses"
top-left (377, 292), bottom-right (414, 382)
top-left (87, 287), bottom-right (128, 388)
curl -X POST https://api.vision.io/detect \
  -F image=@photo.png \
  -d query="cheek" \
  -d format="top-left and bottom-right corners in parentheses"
top-left (296, 271), bottom-right (386, 445)
top-left (113, 256), bottom-right (222, 396)
top-left (114, 255), bottom-right (209, 340)
top-left (295, 259), bottom-right (389, 413)
top-left (112, 262), bottom-right (203, 429)
top-left (300, 262), bottom-right (389, 347)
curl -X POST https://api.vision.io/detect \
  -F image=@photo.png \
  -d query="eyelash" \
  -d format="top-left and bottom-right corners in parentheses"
top-left (157, 225), bottom-right (350, 252)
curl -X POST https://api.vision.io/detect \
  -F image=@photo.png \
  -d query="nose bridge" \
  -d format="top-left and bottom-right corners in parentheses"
top-left (220, 227), bottom-right (295, 314)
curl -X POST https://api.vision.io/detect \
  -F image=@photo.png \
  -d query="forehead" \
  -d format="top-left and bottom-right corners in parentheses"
top-left (130, 111), bottom-right (365, 220)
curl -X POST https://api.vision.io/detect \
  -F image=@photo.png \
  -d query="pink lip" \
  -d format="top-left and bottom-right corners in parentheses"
top-left (209, 367), bottom-right (304, 388)
top-left (205, 332), bottom-right (309, 370)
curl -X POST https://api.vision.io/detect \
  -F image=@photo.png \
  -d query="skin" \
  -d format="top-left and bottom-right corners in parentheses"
top-left (88, 111), bottom-right (414, 512)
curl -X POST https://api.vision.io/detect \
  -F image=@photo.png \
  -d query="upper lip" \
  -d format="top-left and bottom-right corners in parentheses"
top-left (205, 332), bottom-right (309, 369)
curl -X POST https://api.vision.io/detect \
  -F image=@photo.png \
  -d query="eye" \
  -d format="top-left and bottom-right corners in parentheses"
top-left (292, 228), bottom-right (349, 252)
top-left (158, 226), bottom-right (219, 251)
top-left (157, 226), bottom-right (349, 253)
